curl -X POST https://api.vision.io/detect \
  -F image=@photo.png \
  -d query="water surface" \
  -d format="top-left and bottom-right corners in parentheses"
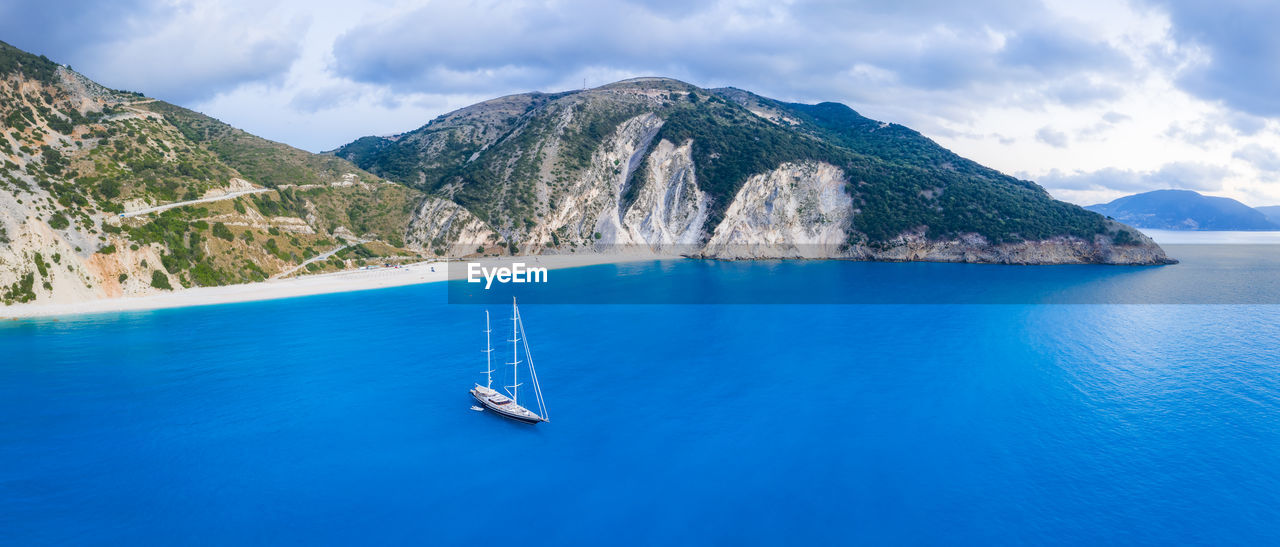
top-left (2, 247), bottom-right (1278, 544)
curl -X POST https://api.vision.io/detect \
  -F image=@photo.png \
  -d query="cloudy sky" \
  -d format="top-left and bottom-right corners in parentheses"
top-left (4, 0), bottom-right (1280, 206)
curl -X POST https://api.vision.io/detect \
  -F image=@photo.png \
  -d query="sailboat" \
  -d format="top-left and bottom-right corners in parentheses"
top-left (469, 297), bottom-right (549, 424)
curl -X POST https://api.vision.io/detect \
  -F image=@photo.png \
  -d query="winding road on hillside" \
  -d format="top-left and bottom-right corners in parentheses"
top-left (119, 187), bottom-right (273, 218)
top-left (273, 239), bottom-right (370, 279)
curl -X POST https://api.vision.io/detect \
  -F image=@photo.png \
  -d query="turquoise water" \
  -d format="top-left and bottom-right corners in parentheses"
top-left (3, 247), bottom-right (1280, 544)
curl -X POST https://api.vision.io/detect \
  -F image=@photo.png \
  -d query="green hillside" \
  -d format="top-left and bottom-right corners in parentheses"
top-left (335, 78), bottom-right (1123, 247)
top-left (0, 40), bottom-right (421, 302)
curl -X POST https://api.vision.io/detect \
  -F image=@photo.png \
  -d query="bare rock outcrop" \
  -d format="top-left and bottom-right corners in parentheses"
top-left (703, 161), bottom-right (853, 258)
top-left (406, 197), bottom-right (499, 254)
top-left (619, 139), bottom-right (709, 253)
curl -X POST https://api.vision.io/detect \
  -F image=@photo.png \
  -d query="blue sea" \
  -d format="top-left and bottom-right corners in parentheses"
top-left (3, 245), bottom-right (1279, 545)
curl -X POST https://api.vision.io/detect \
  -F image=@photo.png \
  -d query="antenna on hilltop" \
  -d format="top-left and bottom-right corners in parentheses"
top-left (583, 78), bottom-right (587, 90)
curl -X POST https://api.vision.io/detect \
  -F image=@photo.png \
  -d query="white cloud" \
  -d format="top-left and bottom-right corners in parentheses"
top-left (1036, 126), bottom-right (1070, 148)
top-left (1233, 144), bottom-right (1280, 174)
top-left (7, 0), bottom-right (1280, 206)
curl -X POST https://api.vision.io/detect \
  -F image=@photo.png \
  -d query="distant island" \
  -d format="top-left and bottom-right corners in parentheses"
top-left (1087, 190), bottom-right (1280, 231)
top-left (1257, 205), bottom-right (1280, 226)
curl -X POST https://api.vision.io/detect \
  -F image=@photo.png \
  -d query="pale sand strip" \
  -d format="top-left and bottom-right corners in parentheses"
top-left (1, 254), bottom-right (678, 320)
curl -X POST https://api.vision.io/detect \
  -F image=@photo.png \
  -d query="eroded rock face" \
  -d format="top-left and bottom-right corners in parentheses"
top-left (406, 197), bottom-right (499, 254)
top-left (434, 114), bottom-right (703, 256)
top-left (703, 161), bottom-right (853, 259)
top-left (0, 211), bottom-right (103, 304)
top-left (84, 239), bottom-right (172, 298)
top-left (0, 190), bottom-right (177, 306)
top-left (619, 138), bottom-right (708, 253)
top-left (538, 112), bottom-right (668, 251)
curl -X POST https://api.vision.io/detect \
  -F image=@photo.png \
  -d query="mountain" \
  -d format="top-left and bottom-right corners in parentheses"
top-left (331, 77), bottom-right (1169, 265)
top-left (1256, 205), bottom-right (1280, 225)
top-left (0, 40), bottom-right (421, 306)
top-left (1, 39), bottom-right (1172, 309)
top-left (1086, 190), bottom-right (1280, 231)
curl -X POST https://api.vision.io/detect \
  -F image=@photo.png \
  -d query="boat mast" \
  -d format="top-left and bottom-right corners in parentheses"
top-left (483, 310), bottom-right (494, 389)
top-left (508, 297), bottom-right (521, 404)
top-left (518, 307), bottom-right (549, 421)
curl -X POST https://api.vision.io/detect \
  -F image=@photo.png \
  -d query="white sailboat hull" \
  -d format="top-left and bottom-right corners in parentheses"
top-left (470, 385), bottom-right (546, 424)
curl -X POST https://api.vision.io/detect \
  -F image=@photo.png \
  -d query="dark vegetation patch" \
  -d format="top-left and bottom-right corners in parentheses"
top-left (0, 40), bottom-right (59, 85)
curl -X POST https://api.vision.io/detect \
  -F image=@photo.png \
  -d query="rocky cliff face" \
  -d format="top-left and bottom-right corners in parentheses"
top-left (535, 112), bottom-right (666, 251)
top-left (406, 197), bottom-right (498, 254)
top-left (619, 138), bottom-right (708, 253)
top-left (703, 161), bottom-right (853, 259)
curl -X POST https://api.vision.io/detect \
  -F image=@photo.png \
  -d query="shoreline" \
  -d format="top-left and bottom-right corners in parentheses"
top-left (10, 234), bottom-right (1250, 320)
top-left (1, 254), bottom-right (678, 320)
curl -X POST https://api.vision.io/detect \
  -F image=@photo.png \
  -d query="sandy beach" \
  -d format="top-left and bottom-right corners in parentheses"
top-left (1, 253), bottom-right (678, 320)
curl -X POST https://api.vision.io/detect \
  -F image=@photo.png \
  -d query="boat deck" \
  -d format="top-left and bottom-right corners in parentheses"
top-left (471, 385), bottom-right (545, 422)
